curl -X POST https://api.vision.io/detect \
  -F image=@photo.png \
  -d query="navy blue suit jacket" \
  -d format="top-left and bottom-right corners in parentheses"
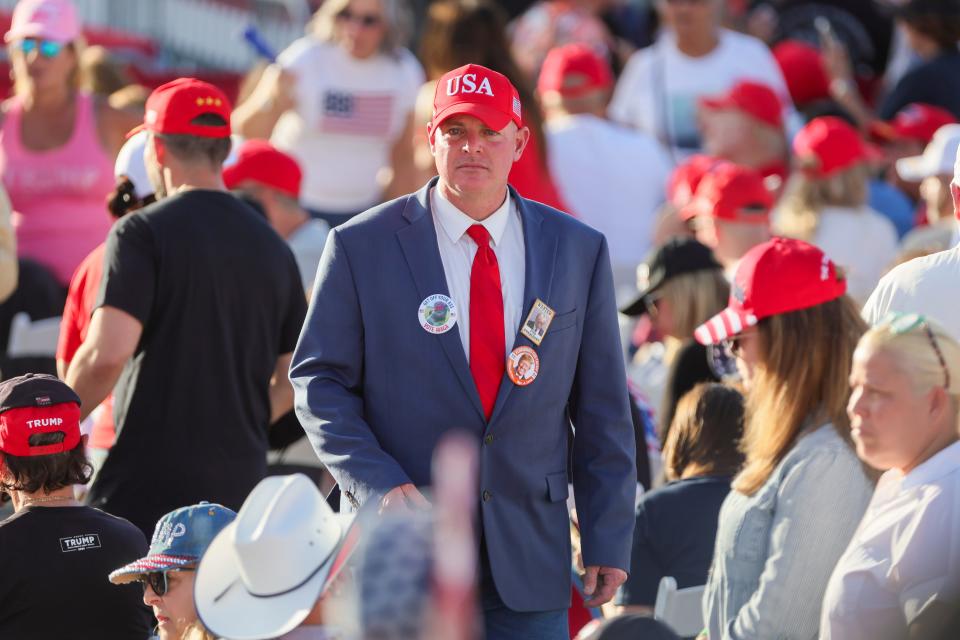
top-left (290, 178), bottom-right (636, 612)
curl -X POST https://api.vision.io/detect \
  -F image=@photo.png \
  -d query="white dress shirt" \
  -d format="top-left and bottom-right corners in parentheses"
top-left (430, 187), bottom-right (526, 362)
top-left (820, 440), bottom-right (960, 640)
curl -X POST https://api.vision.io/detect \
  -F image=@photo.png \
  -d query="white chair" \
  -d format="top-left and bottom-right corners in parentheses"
top-left (654, 576), bottom-right (706, 638)
top-left (7, 312), bottom-right (61, 358)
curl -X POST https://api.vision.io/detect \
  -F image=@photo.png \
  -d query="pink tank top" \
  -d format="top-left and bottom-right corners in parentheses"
top-left (0, 92), bottom-right (116, 285)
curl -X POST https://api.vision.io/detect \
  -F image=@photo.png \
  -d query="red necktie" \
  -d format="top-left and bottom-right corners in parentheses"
top-left (467, 224), bottom-right (505, 420)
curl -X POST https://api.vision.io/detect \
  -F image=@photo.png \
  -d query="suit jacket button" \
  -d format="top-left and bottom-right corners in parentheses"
top-left (484, 434), bottom-right (494, 445)
top-left (482, 490), bottom-right (492, 502)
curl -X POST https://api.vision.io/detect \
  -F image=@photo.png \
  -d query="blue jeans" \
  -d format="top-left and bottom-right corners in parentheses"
top-left (480, 540), bottom-right (568, 640)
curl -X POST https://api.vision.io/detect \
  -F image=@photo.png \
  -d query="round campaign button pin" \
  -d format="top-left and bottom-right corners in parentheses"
top-left (418, 294), bottom-right (458, 334)
top-left (507, 346), bottom-right (539, 386)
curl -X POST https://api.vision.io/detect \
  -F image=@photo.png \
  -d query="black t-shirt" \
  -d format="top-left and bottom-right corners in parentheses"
top-left (879, 52), bottom-right (960, 121)
top-left (88, 190), bottom-right (307, 535)
top-left (0, 505), bottom-right (151, 638)
top-left (617, 476), bottom-right (732, 607)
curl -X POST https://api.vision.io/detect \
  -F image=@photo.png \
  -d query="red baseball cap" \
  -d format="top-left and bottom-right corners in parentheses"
top-left (667, 154), bottom-right (722, 207)
top-left (870, 103), bottom-right (957, 144)
top-left (694, 237), bottom-right (846, 345)
top-left (700, 80), bottom-right (783, 129)
top-left (772, 40), bottom-right (830, 107)
top-left (537, 43), bottom-right (613, 98)
top-left (793, 116), bottom-right (880, 178)
top-left (223, 140), bottom-right (302, 199)
top-left (680, 163), bottom-right (773, 225)
top-left (0, 374), bottom-right (81, 457)
top-left (133, 78), bottom-right (232, 139)
top-left (430, 64), bottom-right (522, 139)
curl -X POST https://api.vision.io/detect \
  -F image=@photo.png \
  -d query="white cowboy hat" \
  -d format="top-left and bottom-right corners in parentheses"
top-left (194, 474), bottom-right (356, 640)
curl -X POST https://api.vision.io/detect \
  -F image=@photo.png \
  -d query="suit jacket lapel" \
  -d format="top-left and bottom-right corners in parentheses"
top-left (488, 189), bottom-right (559, 427)
top-left (396, 178), bottom-right (486, 421)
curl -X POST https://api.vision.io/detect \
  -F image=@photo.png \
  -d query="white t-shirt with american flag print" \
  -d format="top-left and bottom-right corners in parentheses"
top-left (272, 39), bottom-right (424, 213)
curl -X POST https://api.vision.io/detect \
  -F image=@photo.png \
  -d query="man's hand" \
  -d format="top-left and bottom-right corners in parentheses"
top-left (581, 566), bottom-right (627, 608)
top-left (379, 483), bottom-right (431, 514)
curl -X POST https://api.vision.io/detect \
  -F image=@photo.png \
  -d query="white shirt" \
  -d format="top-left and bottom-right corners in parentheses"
top-left (545, 113), bottom-right (670, 300)
top-left (806, 205), bottom-right (899, 305)
top-left (863, 246), bottom-right (960, 341)
top-left (287, 218), bottom-right (330, 293)
top-left (609, 29), bottom-right (791, 158)
top-left (431, 188), bottom-right (526, 361)
top-left (274, 39), bottom-right (424, 212)
top-left (820, 441), bottom-right (960, 640)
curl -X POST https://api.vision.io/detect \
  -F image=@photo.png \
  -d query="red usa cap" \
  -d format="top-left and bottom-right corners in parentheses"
top-left (223, 140), bottom-right (302, 200)
top-left (680, 163), bottom-right (773, 224)
top-left (667, 154), bottom-right (722, 207)
top-left (701, 80), bottom-right (783, 129)
top-left (133, 78), bottom-right (232, 139)
top-left (537, 43), bottom-right (613, 98)
top-left (0, 374), bottom-right (81, 457)
top-left (694, 237), bottom-right (846, 345)
top-left (430, 64), bottom-right (522, 138)
top-left (793, 116), bottom-right (881, 178)
top-left (871, 103), bottom-right (957, 144)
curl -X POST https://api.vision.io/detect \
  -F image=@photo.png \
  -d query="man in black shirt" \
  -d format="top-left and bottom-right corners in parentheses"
top-left (66, 78), bottom-right (307, 536)
top-left (0, 374), bottom-right (151, 639)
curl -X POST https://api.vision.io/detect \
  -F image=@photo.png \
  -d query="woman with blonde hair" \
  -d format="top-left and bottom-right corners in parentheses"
top-left (775, 116), bottom-right (898, 304)
top-left (696, 237), bottom-right (874, 639)
top-left (0, 0), bottom-right (140, 286)
top-left (821, 314), bottom-right (960, 639)
top-left (233, 0), bottom-right (423, 226)
top-left (621, 237), bottom-right (729, 438)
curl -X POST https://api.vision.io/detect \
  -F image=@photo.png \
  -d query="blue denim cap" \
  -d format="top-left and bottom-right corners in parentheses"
top-left (109, 501), bottom-right (236, 584)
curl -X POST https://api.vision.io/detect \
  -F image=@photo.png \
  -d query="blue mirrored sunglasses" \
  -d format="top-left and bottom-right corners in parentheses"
top-left (19, 39), bottom-right (64, 58)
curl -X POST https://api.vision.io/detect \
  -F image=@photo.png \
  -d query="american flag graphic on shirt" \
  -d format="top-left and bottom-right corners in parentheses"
top-left (321, 90), bottom-right (394, 136)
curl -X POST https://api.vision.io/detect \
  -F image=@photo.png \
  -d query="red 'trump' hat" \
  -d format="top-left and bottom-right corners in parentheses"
top-left (136, 78), bottom-right (232, 139)
top-left (694, 237), bottom-right (847, 345)
top-left (793, 116), bottom-right (880, 178)
top-left (430, 64), bottom-right (522, 138)
top-left (681, 163), bottom-right (773, 224)
top-left (871, 103), bottom-right (958, 144)
top-left (667, 154), bottom-right (722, 207)
top-left (537, 43), bottom-right (613, 98)
top-left (0, 373), bottom-right (81, 457)
top-left (772, 40), bottom-right (830, 107)
top-left (223, 140), bottom-right (302, 200)
top-left (700, 80), bottom-right (783, 129)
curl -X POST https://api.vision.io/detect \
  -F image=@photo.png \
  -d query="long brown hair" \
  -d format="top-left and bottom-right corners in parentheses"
top-left (734, 295), bottom-right (866, 495)
top-left (663, 383), bottom-right (745, 481)
top-left (418, 0), bottom-right (548, 165)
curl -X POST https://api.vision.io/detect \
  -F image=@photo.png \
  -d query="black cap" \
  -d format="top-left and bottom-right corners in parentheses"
top-left (620, 238), bottom-right (722, 317)
top-left (0, 373), bottom-right (80, 414)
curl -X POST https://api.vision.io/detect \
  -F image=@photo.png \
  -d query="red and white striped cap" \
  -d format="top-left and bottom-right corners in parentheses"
top-left (694, 237), bottom-right (847, 345)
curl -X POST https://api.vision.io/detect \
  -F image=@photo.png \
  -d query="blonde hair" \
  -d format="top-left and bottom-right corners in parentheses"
top-left (734, 295), bottom-right (866, 495)
top-left (181, 622), bottom-right (217, 640)
top-left (775, 164), bottom-right (869, 242)
top-left (308, 0), bottom-right (412, 56)
top-left (659, 269), bottom-right (730, 339)
top-left (859, 316), bottom-right (960, 398)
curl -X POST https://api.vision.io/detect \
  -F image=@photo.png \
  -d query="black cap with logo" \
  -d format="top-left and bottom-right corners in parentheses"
top-left (620, 238), bottom-right (722, 317)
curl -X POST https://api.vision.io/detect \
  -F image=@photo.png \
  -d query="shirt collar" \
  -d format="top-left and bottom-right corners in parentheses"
top-left (431, 187), bottom-right (512, 247)
top-left (899, 439), bottom-right (960, 490)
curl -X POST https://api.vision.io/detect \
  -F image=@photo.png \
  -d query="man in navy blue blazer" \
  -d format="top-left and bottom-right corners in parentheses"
top-left (290, 63), bottom-right (636, 639)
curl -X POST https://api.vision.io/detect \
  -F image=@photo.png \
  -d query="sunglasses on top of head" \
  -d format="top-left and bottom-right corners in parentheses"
top-left (336, 9), bottom-right (383, 27)
top-left (138, 568), bottom-right (195, 597)
top-left (19, 39), bottom-right (64, 58)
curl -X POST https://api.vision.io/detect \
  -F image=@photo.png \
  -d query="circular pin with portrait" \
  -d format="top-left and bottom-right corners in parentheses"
top-left (418, 294), bottom-right (458, 334)
top-left (507, 346), bottom-right (539, 387)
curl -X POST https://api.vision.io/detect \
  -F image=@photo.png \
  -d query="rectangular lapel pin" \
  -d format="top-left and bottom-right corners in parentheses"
top-left (521, 298), bottom-right (556, 346)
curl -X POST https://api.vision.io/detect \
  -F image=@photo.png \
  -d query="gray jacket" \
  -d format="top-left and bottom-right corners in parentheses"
top-left (703, 423), bottom-right (873, 639)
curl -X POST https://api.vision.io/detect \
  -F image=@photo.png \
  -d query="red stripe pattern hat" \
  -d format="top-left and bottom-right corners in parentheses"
top-left (694, 237), bottom-right (847, 345)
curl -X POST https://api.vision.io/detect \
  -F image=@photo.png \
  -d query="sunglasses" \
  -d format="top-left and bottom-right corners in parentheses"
top-left (138, 568), bottom-right (195, 597)
top-left (336, 9), bottom-right (382, 27)
top-left (721, 328), bottom-right (758, 358)
top-left (887, 312), bottom-right (951, 389)
top-left (19, 39), bottom-right (64, 58)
